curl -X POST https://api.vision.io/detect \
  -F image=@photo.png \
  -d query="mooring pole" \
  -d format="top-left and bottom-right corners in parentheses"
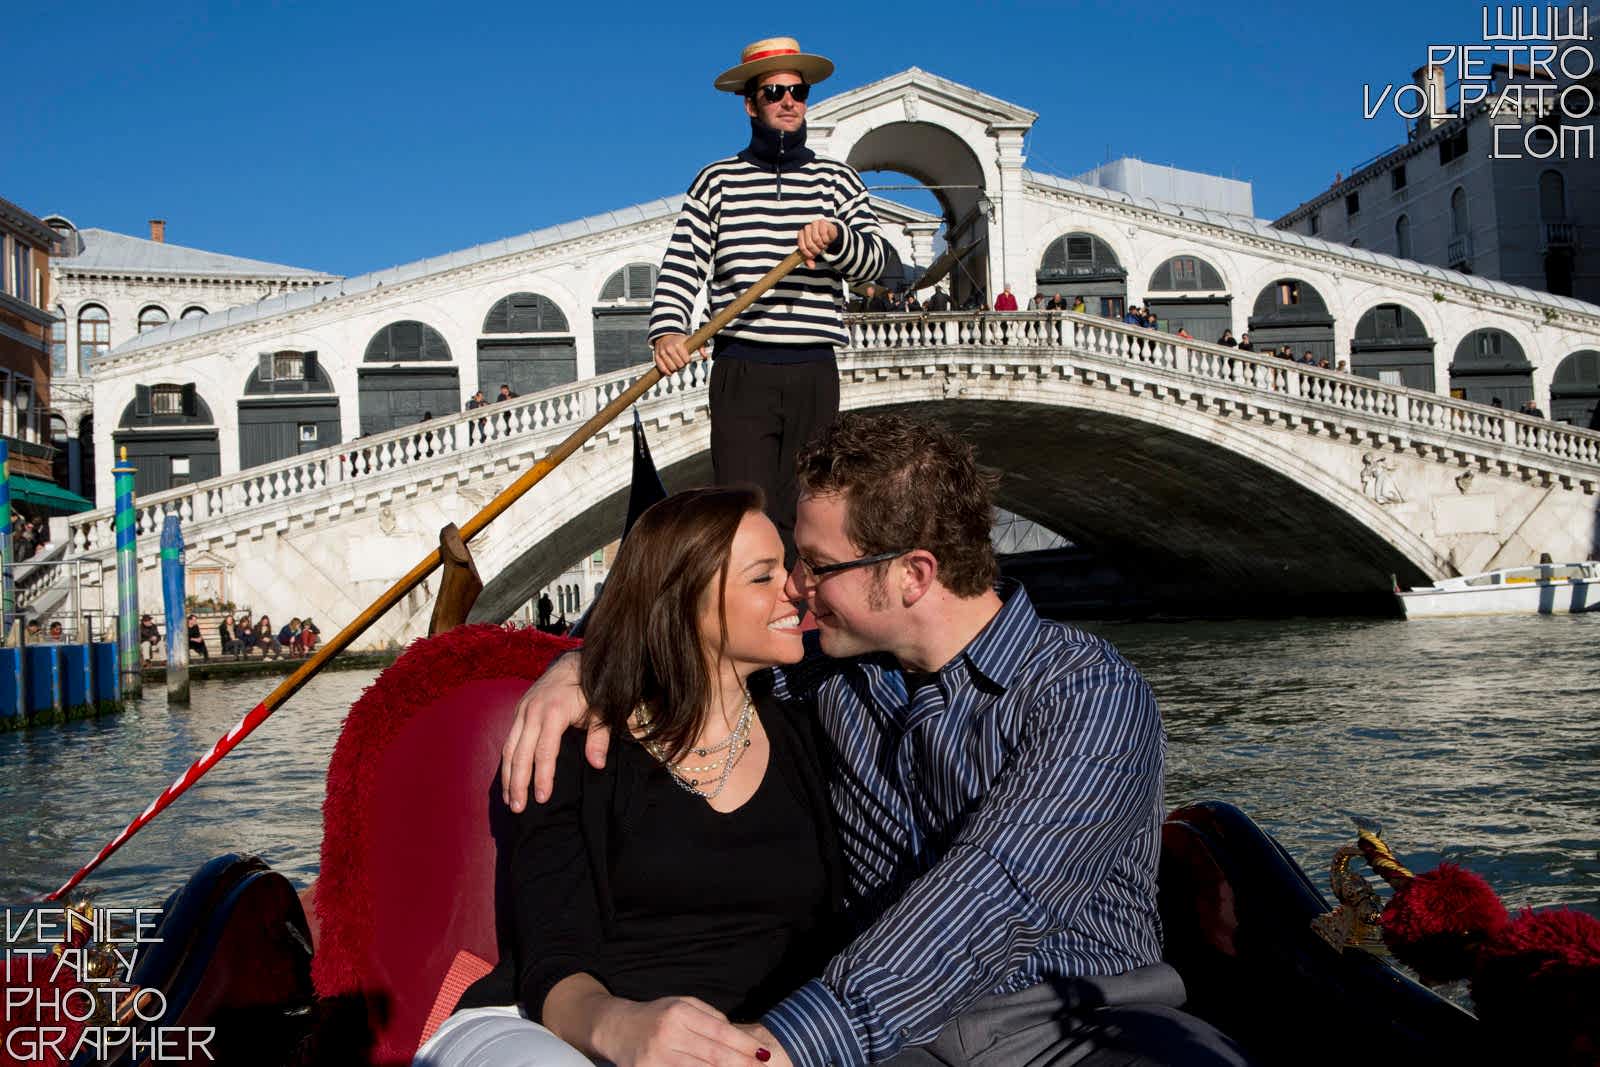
top-left (160, 514), bottom-right (188, 704)
top-left (0, 439), bottom-right (13, 641)
top-left (113, 448), bottom-right (141, 698)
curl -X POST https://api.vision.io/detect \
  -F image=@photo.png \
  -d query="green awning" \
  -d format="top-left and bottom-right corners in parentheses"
top-left (9, 475), bottom-right (94, 514)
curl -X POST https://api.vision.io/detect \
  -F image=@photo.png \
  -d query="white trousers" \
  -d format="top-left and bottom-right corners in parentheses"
top-left (412, 1005), bottom-right (601, 1067)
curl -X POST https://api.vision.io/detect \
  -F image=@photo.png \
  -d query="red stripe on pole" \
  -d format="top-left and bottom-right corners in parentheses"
top-left (44, 701), bottom-right (273, 901)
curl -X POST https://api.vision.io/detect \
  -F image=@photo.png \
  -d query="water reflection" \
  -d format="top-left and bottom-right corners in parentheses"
top-left (0, 615), bottom-right (1594, 919)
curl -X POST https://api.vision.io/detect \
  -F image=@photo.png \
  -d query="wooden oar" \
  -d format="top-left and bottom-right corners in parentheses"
top-left (45, 250), bottom-right (806, 901)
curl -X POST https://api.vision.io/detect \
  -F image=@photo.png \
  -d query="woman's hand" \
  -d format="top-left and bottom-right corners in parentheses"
top-left (593, 995), bottom-right (768, 1066)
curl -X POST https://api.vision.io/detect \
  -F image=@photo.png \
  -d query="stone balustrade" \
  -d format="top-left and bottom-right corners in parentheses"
top-left (65, 310), bottom-right (1600, 565)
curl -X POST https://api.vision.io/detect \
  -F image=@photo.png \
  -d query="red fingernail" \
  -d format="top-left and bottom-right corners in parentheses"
top-left (755, 1050), bottom-right (771, 1063)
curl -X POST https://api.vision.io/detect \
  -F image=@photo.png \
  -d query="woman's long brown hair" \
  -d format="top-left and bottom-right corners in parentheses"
top-left (579, 485), bottom-right (764, 763)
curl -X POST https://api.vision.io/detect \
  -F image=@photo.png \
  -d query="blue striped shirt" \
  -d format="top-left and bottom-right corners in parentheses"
top-left (762, 582), bottom-right (1165, 1065)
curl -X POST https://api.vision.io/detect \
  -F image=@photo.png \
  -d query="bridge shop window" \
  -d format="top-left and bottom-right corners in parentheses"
top-left (480, 291), bottom-right (577, 396)
top-left (361, 321), bottom-right (458, 435)
top-left (594, 264), bottom-right (659, 377)
top-left (1351, 304), bottom-right (1435, 391)
top-left (241, 351), bottom-right (341, 469)
top-left (1145, 256), bottom-right (1231, 341)
top-left (1249, 279), bottom-right (1335, 363)
top-left (1449, 328), bottom-right (1533, 409)
top-left (115, 383), bottom-right (221, 496)
top-left (1036, 233), bottom-right (1125, 315)
top-left (1551, 350), bottom-right (1600, 429)
top-left (365, 320), bottom-right (452, 362)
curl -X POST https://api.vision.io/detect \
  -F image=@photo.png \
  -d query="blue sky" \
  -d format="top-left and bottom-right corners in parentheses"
top-left (10, 0), bottom-right (1491, 277)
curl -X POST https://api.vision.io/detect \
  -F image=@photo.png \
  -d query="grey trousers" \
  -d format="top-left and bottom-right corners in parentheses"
top-left (879, 964), bottom-right (1253, 1067)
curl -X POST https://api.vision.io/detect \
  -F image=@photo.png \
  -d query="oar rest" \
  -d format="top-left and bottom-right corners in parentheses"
top-left (312, 624), bottom-right (579, 1065)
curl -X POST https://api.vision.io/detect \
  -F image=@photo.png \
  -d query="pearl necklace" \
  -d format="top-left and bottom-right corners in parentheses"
top-left (638, 689), bottom-right (754, 801)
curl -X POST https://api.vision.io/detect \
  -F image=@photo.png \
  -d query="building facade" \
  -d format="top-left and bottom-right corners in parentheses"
top-left (0, 196), bottom-right (58, 484)
top-left (1272, 55), bottom-right (1600, 422)
top-left (45, 218), bottom-right (337, 501)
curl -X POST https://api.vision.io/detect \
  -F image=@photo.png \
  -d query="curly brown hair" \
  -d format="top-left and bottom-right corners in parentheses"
top-left (796, 413), bottom-right (998, 596)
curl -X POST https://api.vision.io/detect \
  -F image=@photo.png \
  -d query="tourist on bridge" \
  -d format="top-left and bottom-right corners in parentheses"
top-left (647, 36), bottom-right (889, 561)
top-left (926, 284), bottom-right (951, 312)
top-left (494, 413), bottom-right (1253, 1067)
top-left (993, 283), bottom-right (1018, 311)
top-left (1237, 332), bottom-right (1254, 352)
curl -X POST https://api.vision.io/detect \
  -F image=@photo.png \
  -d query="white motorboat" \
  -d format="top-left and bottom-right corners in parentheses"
top-left (1396, 562), bottom-right (1600, 618)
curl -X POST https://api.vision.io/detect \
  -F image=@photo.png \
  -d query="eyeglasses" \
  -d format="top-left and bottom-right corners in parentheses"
top-left (793, 549), bottom-right (909, 586)
top-left (755, 82), bottom-right (810, 104)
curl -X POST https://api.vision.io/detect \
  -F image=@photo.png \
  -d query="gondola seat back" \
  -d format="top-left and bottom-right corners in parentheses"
top-left (312, 624), bottom-right (578, 1065)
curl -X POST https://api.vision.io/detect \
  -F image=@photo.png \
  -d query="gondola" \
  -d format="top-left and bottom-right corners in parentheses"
top-left (32, 415), bottom-right (1513, 1067)
top-left (24, 260), bottom-right (1593, 1067)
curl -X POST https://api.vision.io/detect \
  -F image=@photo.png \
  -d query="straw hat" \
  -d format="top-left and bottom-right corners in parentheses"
top-left (714, 37), bottom-right (834, 93)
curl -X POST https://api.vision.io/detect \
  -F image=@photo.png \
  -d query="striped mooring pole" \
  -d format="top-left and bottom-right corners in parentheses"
top-left (0, 439), bottom-right (13, 639)
top-left (114, 448), bottom-right (141, 697)
top-left (160, 513), bottom-right (189, 704)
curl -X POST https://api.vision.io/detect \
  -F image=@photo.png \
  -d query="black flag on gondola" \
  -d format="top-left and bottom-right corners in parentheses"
top-left (623, 409), bottom-right (669, 540)
top-left (570, 411), bottom-right (667, 638)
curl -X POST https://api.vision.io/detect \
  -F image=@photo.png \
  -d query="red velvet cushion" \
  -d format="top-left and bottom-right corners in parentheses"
top-left (312, 624), bottom-right (578, 1065)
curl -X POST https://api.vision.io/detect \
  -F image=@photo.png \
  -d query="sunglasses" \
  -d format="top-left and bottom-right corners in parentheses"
top-left (755, 82), bottom-right (810, 104)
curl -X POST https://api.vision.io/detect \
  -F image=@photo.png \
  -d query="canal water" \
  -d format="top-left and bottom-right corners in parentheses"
top-left (1, 615), bottom-right (1595, 919)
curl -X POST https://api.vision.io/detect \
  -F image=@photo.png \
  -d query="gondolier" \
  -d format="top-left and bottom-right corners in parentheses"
top-left (650, 37), bottom-right (888, 561)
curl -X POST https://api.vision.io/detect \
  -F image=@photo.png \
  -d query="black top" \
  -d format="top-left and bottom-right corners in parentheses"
top-left (460, 677), bottom-right (845, 1023)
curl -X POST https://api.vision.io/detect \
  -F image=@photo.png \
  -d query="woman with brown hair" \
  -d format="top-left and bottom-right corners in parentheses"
top-left (417, 487), bottom-right (841, 1067)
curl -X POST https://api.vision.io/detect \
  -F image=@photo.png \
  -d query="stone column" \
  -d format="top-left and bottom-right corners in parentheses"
top-left (989, 123), bottom-right (1033, 304)
top-left (904, 222), bottom-right (940, 270)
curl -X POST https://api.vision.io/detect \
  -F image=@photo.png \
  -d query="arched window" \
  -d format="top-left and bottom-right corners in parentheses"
top-left (180, 305), bottom-right (208, 320)
top-left (364, 320), bottom-right (452, 361)
top-left (1539, 170), bottom-right (1566, 221)
top-left (1450, 328), bottom-right (1533, 408)
top-left (138, 305), bottom-right (170, 333)
top-left (482, 293), bottom-right (568, 333)
top-left (50, 308), bottom-right (67, 374)
top-left (1146, 256), bottom-right (1225, 292)
top-left (599, 264), bottom-right (658, 303)
top-left (1551, 349), bottom-right (1600, 428)
top-left (1450, 187), bottom-right (1468, 237)
top-left (1395, 214), bottom-right (1412, 259)
top-left (1037, 233), bottom-right (1123, 280)
top-left (78, 304), bottom-right (110, 371)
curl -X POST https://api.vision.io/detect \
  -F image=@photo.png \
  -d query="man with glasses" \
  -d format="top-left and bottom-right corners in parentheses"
top-left (649, 37), bottom-right (888, 563)
top-left (501, 413), bottom-right (1251, 1066)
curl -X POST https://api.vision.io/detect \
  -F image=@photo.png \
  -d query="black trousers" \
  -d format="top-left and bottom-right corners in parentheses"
top-left (709, 356), bottom-right (839, 561)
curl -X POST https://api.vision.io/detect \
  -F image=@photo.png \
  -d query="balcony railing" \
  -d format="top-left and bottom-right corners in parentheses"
top-left (1447, 234), bottom-right (1474, 267)
top-left (1542, 220), bottom-right (1578, 249)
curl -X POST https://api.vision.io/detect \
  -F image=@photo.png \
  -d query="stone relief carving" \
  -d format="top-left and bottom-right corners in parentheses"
top-left (378, 506), bottom-right (397, 535)
top-left (1455, 468), bottom-right (1475, 493)
top-left (902, 92), bottom-right (920, 122)
top-left (1360, 452), bottom-right (1404, 505)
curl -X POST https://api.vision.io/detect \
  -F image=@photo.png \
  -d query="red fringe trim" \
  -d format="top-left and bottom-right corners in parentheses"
top-left (309, 624), bottom-right (577, 1000)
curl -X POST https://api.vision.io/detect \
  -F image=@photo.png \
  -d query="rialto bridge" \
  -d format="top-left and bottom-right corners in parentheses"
top-left (45, 67), bottom-right (1600, 644)
top-left (35, 315), bottom-right (1600, 647)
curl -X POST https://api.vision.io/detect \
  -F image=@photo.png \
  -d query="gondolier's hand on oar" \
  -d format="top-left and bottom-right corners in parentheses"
top-left (652, 335), bottom-right (711, 375)
top-left (797, 218), bottom-right (839, 269)
top-left (502, 651), bottom-right (609, 810)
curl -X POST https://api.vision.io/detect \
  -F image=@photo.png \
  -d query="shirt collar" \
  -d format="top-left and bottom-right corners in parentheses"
top-left (947, 579), bottom-right (1038, 693)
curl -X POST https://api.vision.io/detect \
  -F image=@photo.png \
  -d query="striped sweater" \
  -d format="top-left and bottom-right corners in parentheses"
top-left (649, 120), bottom-right (888, 357)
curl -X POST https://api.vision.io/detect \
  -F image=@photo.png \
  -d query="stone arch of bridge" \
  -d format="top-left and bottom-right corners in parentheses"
top-left (838, 121), bottom-right (990, 298)
top-left (467, 385), bottom-right (1442, 622)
